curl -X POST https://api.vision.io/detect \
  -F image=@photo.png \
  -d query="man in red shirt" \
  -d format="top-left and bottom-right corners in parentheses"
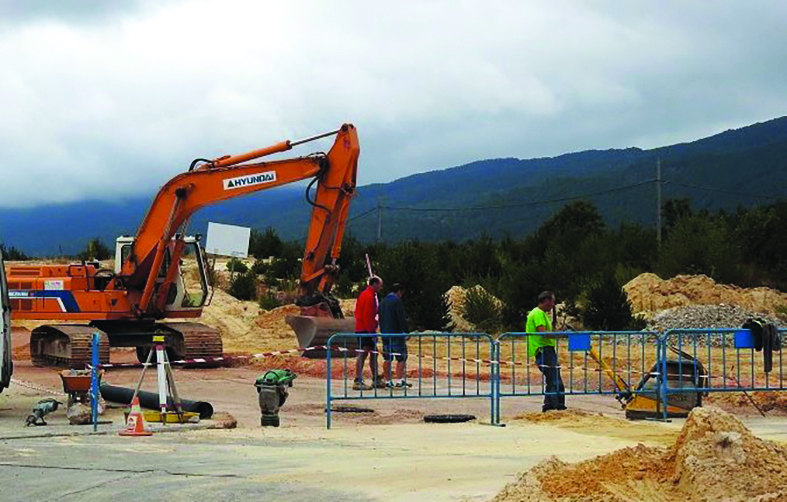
top-left (354, 276), bottom-right (384, 390)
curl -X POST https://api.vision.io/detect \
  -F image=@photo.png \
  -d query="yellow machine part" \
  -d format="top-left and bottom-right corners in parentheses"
top-left (143, 411), bottom-right (199, 423)
top-left (125, 410), bottom-right (199, 423)
top-left (625, 394), bottom-right (691, 419)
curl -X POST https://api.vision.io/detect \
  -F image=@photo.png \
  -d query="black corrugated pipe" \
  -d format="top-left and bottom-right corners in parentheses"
top-left (100, 383), bottom-right (214, 419)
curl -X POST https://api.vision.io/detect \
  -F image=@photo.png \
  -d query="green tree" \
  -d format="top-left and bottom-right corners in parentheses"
top-left (229, 270), bottom-right (258, 301)
top-left (662, 199), bottom-right (693, 235)
top-left (375, 241), bottom-right (454, 331)
top-left (0, 243), bottom-right (30, 260)
top-left (249, 227), bottom-right (284, 259)
top-left (268, 241), bottom-right (302, 279)
top-left (582, 274), bottom-right (637, 331)
top-left (78, 238), bottom-right (112, 261)
top-left (658, 215), bottom-right (740, 283)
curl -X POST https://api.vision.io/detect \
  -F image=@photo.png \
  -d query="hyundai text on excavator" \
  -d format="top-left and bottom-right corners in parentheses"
top-left (5, 124), bottom-right (359, 368)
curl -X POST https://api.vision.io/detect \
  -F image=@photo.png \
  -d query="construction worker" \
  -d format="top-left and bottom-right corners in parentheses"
top-left (380, 283), bottom-right (411, 388)
top-left (526, 291), bottom-right (566, 412)
top-left (353, 276), bottom-right (384, 390)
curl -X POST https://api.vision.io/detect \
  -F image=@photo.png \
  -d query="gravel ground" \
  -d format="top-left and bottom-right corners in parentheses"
top-left (648, 304), bottom-right (785, 332)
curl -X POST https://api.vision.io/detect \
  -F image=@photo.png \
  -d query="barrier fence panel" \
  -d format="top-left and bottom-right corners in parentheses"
top-left (660, 328), bottom-right (786, 419)
top-left (327, 329), bottom-right (785, 428)
top-left (496, 331), bottom-right (663, 420)
top-left (326, 332), bottom-right (498, 428)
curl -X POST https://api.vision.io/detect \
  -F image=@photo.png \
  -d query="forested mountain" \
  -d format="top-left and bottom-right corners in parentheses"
top-left (2, 116), bottom-right (786, 256)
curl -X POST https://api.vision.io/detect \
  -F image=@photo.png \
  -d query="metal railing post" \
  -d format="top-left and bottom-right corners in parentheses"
top-left (326, 334), bottom-right (335, 430)
top-left (496, 340), bottom-right (502, 425)
top-left (660, 331), bottom-right (668, 421)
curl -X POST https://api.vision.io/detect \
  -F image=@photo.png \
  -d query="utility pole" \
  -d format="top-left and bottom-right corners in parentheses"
top-left (656, 157), bottom-right (662, 248)
top-left (376, 198), bottom-right (383, 242)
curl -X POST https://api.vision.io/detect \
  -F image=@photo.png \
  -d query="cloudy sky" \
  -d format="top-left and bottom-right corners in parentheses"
top-left (1, 0), bottom-right (786, 208)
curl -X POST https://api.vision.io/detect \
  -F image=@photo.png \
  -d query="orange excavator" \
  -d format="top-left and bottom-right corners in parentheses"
top-left (5, 124), bottom-right (359, 368)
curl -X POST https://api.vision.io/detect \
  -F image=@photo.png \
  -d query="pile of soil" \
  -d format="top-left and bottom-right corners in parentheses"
top-left (203, 290), bottom-right (358, 355)
top-left (493, 407), bottom-right (787, 502)
top-left (624, 273), bottom-right (787, 318)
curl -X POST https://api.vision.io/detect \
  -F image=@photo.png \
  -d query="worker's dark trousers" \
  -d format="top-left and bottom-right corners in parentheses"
top-left (535, 347), bottom-right (566, 411)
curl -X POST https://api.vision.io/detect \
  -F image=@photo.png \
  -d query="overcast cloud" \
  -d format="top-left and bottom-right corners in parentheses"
top-left (0, 0), bottom-right (786, 207)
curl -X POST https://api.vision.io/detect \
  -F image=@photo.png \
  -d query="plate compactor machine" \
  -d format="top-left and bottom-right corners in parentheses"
top-left (589, 345), bottom-right (708, 419)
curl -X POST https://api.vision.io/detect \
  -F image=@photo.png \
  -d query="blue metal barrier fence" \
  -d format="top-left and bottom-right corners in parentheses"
top-left (660, 328), bottom-right (786, 419)
top-left (324, 329), bottom-right (785, 428)
top-left (326, 333), bottom-right (498, 428)
top-left (496, 331), bottom-right (663, 420)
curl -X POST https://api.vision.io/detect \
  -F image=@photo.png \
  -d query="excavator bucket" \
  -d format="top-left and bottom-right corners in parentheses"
top-left (285, 315), bottom-right (356, 359)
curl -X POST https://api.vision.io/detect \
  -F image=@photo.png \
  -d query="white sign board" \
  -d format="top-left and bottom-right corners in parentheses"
top-left (205, 222), bottom-right (251, 258)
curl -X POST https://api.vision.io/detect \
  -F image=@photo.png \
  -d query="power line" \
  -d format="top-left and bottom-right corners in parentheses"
top-left (348, 177), bottom-right (785, 223)
top-left (347, 207), bottom-right (378, 223)
top-left (663, 180), bottom-right (784, 201)
top-left (379, 179), bottom-right (657, 213)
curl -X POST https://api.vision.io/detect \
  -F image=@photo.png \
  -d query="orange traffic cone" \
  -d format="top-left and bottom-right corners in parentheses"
top-left (119, 396), bottom-right (153, 436)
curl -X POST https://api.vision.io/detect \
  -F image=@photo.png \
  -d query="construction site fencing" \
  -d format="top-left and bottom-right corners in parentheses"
top-left (495, 331), bottom-right (663, 420)
top-left (660, 328), bottom-right (786, 419)
top-left (325, 332), bottom-right (499, 428)
top-left (324, 329), bottom-right (786, 428)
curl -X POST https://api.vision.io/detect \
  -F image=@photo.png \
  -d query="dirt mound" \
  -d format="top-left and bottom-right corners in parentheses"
top-left (493, 407), bottom-right (787, 502)
top-left (338, 298), bottom-right (355, 318)
top-left (201, 289), bottom-right (357, 355)
top-left (199, 288), bottom-right (300, 354)
top-left (624, 273), bottom-right (787, 317)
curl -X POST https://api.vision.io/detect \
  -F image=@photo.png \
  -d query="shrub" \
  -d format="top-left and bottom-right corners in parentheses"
top-left (259, 291), bottom-right (283, 311)
top-left (251, 259), bottom-right (269, 276)
top-left (229, 270), bottom-right (258, 301)
top-left (226, 258), bottom-right (248, 274)
top-left (461, 287), bottom-right (502, 332)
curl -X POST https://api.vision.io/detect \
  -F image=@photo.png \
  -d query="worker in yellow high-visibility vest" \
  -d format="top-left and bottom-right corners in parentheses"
top-left (526, 291), bottom-right (566, 412)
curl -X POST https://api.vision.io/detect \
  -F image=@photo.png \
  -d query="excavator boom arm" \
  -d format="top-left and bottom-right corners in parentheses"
top-left (123, 124), bottom-right (359, 316)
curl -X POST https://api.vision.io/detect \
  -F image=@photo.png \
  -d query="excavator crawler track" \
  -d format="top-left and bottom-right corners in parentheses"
top-left (160, 322), bottom-right (223, 364)
top-left (30, 325), bottom-right (110, 369)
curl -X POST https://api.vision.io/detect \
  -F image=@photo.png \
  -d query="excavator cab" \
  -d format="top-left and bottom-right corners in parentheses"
top-left (114, 236), bottom-right (210, 311)
top-left (0, 249), bottom-right (12, 393)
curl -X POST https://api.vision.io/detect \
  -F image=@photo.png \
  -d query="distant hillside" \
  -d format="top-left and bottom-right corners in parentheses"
top-left (2, 116), bottom-right (786, 256)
